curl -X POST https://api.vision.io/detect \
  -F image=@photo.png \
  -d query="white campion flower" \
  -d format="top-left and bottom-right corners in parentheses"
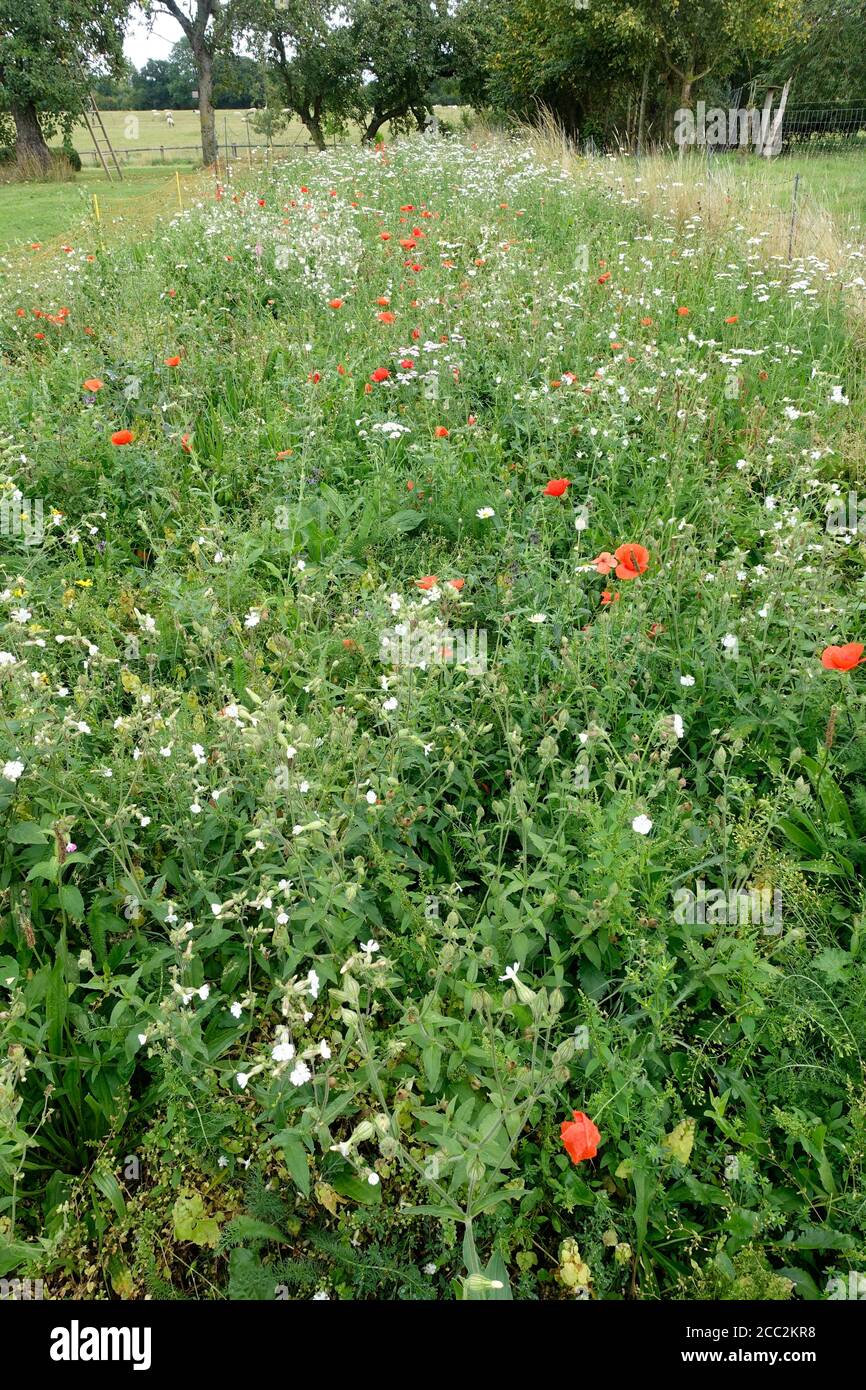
top-left (679, 674), bottom-right (695, 686)
top-left (307, 968), bottom-right (320, 999)
top-left (236, 1072), bottom-right (250, 1089)
top-left (10, 607), bottom-right (31, 623)
top-left (198, 985), bottom-right (210, 1001)
top-left (365, 789), bottom-right (377, 804)
top-left (230, 1001), bottom-right (243, 1019)
top-left (320, 1040), bottom-right (331, 1060)
top-left (367, 1171), bottom-right (380, 1186)
top-left (672, 713), bottom-right (684, 739)
top-left (290, 1060), bottom-right (312, 1087)
top-left (0, 651), bottom-right (17, 665)
top-left (382, 696), bottom-right (398, 712)
top-left (2, 760), bottom-right (24, 782)
top-left (272, 1041), bottom-right (296, 1062)
top-left (631, 814), bottom-right (653, 835)
top-left (528, 613), bottom-right (547, 624)
top-left (244, 608), bottom-right (262, 629)
top-left (361, 939), bottom-right (379, 954)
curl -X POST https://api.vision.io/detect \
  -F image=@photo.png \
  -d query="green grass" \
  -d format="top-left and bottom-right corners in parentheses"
top-left (1, 135), bottom-right (866, 1303)
top-left (65, 105), bottom-right (466, 169)
top-left (712, 150), bottom-right (866, 230)
top-left (0, 167), bottom-right (198, 253)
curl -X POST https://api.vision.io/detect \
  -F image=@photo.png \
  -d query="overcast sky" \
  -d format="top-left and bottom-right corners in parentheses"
top-left (123, 11), bottom-right (178, 68)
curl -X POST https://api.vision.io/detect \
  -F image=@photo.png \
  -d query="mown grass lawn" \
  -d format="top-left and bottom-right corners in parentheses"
top-left (1, 135), bottom-right (865, 1302)
top-left (0, 167), bottom-right (201, 253)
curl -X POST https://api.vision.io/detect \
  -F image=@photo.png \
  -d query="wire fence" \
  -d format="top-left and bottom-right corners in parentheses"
top-left (77, 138), bottom-right (346, 169)
top-left (781, 106), bottom-right (866, 152)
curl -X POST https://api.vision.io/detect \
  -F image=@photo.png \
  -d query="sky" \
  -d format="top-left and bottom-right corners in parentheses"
top-left (123, 11), bottom-right (178, 69)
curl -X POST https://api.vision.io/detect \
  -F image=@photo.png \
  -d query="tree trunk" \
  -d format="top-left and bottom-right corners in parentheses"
top-left (301, 112), bottom-right (326, 151)
top-left (12, 101), bottom-right (51, 172)
top-left (195, 43), bottom-right (217, 166)
top-left (362, 107), bottom-right (405, 142)
top-left (636, 60), bottom-right (650, 155)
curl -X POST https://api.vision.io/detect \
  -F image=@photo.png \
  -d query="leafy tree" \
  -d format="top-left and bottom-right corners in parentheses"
top-left (131, 57), bottom-right (178, 107)
top-left (758, 0), bottom-right (866, 105)
top-left (451, 0), bottom-right (803, 142)
top-left (0, 0), bottom-right (129, 169)
top-left (232, 0), bottom-right (358, 151)
top-left (352, 0), bottom-right (449, 142)
top-left (145, 0), bottom-right (229, 162)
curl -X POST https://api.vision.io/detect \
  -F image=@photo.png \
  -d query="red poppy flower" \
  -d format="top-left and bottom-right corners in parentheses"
top-left (164, 355), bottom-right (181, 367)
top-left (416, 575), bottom-right (438, 590)
top-left (378, 311), bottom-right (396, 324)
top-left (15, 308), bottom-right (25, 317)
top-left (380, 232), bottom-right (391, 241)
top-left (614, 543), bottom-right (650, 580)
top-left (406, 480), bottom-right (415, 490)
top-left (543, 478), bottom-right (570, 497)
top-left (447, 578), bottom-right (465, 591)
top-left (640, 316), bottom-right (653, 327)
top-left (598, 271), bottom-right (611, 284)
top-left (677, 305), bottom-right (690, 316)
top-left (821, 643), bottom-right (864, 671)
top-left (82, 378), bottom-right (104, 392)
top-left (561, 1111), bottom-right (601, 1164)
top-left (600, 590), bottom-right (619, 606)
top-left (376, 296), bottom-right (390, 306)
top-left (371, 367), bottom-right (390, 383)
top-left (435, 426), bottom-right (449, 438)
top-left (111, 429), bottom-right (134, 446)
top-left (725, 315), bottom-right (738, 324)
top-left (181, 433), bottom-right (192, 452)
top-left (329, 298), bottom-right (344, 309)
top-left (400, 358), bottom-right (415, 369)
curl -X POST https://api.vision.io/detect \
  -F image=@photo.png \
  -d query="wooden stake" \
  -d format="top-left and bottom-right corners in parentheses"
top-left (176, 170), bottom-right (183, 210)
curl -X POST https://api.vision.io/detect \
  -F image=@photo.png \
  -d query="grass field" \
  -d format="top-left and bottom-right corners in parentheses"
top-left (2, 133), bottom-right (866, 1303)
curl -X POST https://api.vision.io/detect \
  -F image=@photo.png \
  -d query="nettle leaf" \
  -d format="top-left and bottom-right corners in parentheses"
top-left (6, 822), bottom-right (48, 845)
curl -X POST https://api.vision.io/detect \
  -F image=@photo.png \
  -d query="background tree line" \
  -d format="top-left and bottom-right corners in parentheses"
top-left (2, 0), bottom-right (866, 170)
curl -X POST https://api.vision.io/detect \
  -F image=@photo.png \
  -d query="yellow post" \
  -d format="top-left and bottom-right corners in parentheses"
top-left (175, 170), bottom-right (183, 210)
top-left (92, 194), bottom-right (101, 223)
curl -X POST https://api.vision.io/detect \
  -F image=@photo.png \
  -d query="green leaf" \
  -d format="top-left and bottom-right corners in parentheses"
top-left (59, 884), bottom-right (85, 920)
top-left (422, 1043), bottom-right (441, 1090)
top-left (271, 1131), bottom-right (310, 1197)
top-left (172, 1192), bottom-right (221, 1247)
top-left (45, 951), bottom-right (67, 1055)
top-left (223, 1216), bottom-right (288, 1246)
top-left (91, 1168), bottom-right (126, 1220)
top-left (6, 822), bottom-right (48, 844)
top-left (330, 1173), bottom-right (382, 1205)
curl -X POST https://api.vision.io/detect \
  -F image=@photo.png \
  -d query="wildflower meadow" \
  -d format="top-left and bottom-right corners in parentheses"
top-left (2, 125), bottom-right (866, 1322)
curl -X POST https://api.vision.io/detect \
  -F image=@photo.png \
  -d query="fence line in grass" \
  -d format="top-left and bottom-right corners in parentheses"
top-left (77, 138), bottom-right (346, 168)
